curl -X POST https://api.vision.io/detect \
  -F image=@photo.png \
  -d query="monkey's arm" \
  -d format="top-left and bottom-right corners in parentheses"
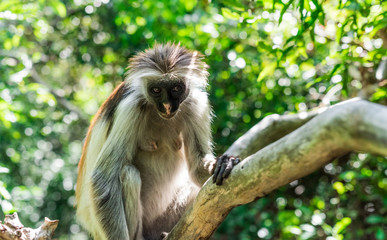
top-left (183, 92), bottom-right (240, 186)
top-left (182, 94), bottom-right (215, 186)
top-left (183, 133), bottom-right (214, 186)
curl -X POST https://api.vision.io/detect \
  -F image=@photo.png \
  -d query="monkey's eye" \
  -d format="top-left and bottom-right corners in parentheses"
top-left (151, 87), bottom-right (162, 94)
top-left (171, 85), bottom-right (182, 93)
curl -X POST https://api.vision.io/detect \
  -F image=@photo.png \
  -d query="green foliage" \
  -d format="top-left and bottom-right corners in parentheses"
top-left (0, 0), bottom-right (386, 239)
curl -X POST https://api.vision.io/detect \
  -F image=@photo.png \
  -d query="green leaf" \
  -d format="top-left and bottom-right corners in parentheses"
top-left (219, 0), bottom-right (245, 11)
top-left (365, 215), bottom-right (385, 225)
top-left (336, 18), bottom-right (351, 43)
top-left (333, 181), bottom-right (346, 195)
top-left (371, 88), bottom-right (387, 101)
top-left (257, 62), bottom-right (277, 82)
top-left (376, 227), bottom-right (386, 240)
top-left (300, 0), bottom-right (305, 25)
top-left (221, 8), bottom-right (240, 20)
top-left (179, 0), bottom-right (197, 11)
top-left (333, 217), bottom-right (352, 234)
top-left (321, 223), bottom-right (332, 234)
top-left (341, 66), bottom-right (349, 96)
top-left (0, 182), bottom-right (11, 200)
top-left (311, 0), bottom-right (321, 9)
top-left (340, 171), bottom-right (356, 181)
top-left (279, 0), bottom-right (295, 24)
top-left (280, 45), bottom-right (294, 61)
top-left (328, 64), bottom-right (343, 81)
top-left (0, 0), bottom-right (22, 12)
top-left (49, 0), bottom-right (67, 18)
top-left (306, 76), bottom-right (322, 88)
top-left (258, 41), bottom-right (274, 53)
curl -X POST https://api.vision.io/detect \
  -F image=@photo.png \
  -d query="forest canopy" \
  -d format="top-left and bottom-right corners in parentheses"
top-left (0, 0), bottom-right (386, 239)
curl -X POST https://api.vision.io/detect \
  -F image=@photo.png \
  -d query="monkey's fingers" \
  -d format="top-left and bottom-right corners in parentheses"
top-left (212, 154), bottom-right (228, 183)
top-left (222, 157), bottom-right (235, 179)
top-left (232, 157), bottom-right (241, 166)
top-left (223, 157), bottom-right (241, 179)
top-left (215, 161), bottom-right (228, 185)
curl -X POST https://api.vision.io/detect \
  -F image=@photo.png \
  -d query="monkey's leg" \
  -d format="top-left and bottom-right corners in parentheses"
top-left (149, 183), bottom-right (200, 240)
top-left (121, 165), bottom-right (144, 240)
top-left (92, 170), bottom-right (130, 239)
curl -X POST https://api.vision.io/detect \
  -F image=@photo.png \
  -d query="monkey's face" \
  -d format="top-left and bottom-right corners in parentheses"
top-left (147, 80), bottom-right (188, 120)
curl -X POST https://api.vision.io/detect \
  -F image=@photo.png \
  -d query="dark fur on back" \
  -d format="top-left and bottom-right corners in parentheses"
top-left (99, 82), bottom-right (133, 136)
top-left (127, 43), bottom-right (208, 76)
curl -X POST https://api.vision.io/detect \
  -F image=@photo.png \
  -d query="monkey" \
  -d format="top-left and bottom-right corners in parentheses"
top-left (75, 43), bottom-right (239, 240)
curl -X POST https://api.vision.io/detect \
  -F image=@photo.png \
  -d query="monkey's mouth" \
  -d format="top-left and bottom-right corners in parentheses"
top-left (158, 102), bottom-right (177, 120)
top-left (159, 112), bottom-right (177, 120)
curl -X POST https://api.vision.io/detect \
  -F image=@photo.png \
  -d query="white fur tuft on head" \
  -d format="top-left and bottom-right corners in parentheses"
top-left (124, 43), bottom-right (209, 94)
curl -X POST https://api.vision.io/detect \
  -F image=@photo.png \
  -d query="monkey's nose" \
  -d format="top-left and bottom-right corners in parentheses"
top-left (163, 103), bottom-right (172, 115)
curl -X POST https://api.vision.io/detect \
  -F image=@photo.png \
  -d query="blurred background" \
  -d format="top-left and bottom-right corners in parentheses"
top-left (0, 0), bottom-right (386, 239)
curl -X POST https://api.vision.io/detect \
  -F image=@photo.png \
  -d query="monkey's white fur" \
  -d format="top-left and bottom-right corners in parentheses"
top-left (76, 44), bottom-right (215, 240)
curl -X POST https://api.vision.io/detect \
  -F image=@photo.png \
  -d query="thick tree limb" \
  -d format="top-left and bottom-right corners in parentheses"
top-left (0, 213), bottom-right (58, 240)
top-left (166, 99), bottom-right (387, 240)
top-left (225, 109), bottom-right (325, 158)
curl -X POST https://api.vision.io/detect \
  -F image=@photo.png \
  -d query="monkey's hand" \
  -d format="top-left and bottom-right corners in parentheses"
top-left (212, 154), bottom-right (240, 185)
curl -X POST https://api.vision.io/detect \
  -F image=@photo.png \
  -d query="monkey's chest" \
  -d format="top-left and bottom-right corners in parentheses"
top-left (133, 120), bottom-right (186, 190)
top-left (137, 127), bottom-right (183, 153)
top-left (133, 126), bottom-right (185, 178)
top-left (133, 132), bottom-right (186, 217)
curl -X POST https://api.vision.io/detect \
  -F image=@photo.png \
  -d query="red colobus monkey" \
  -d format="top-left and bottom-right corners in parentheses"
top-left (76, 43), bottom-right (239, 240)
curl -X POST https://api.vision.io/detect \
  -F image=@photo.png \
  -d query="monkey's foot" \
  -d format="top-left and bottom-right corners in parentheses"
top-left (159, 232), bottom-right (168, 239)
top-left (212, 154), bottom-right (240, 185)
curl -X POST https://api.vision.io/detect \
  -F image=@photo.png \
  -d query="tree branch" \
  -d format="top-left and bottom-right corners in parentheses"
top-left (166, 99), bottom-right (387, 239)
top-left (225, 108), bottom-right (324, 158)
top-left (0, 213), bottom-right (58, 240)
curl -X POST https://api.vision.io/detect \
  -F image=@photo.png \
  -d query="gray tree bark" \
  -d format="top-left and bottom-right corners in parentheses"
top-left (166, 99), bottom-right (387, 240)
